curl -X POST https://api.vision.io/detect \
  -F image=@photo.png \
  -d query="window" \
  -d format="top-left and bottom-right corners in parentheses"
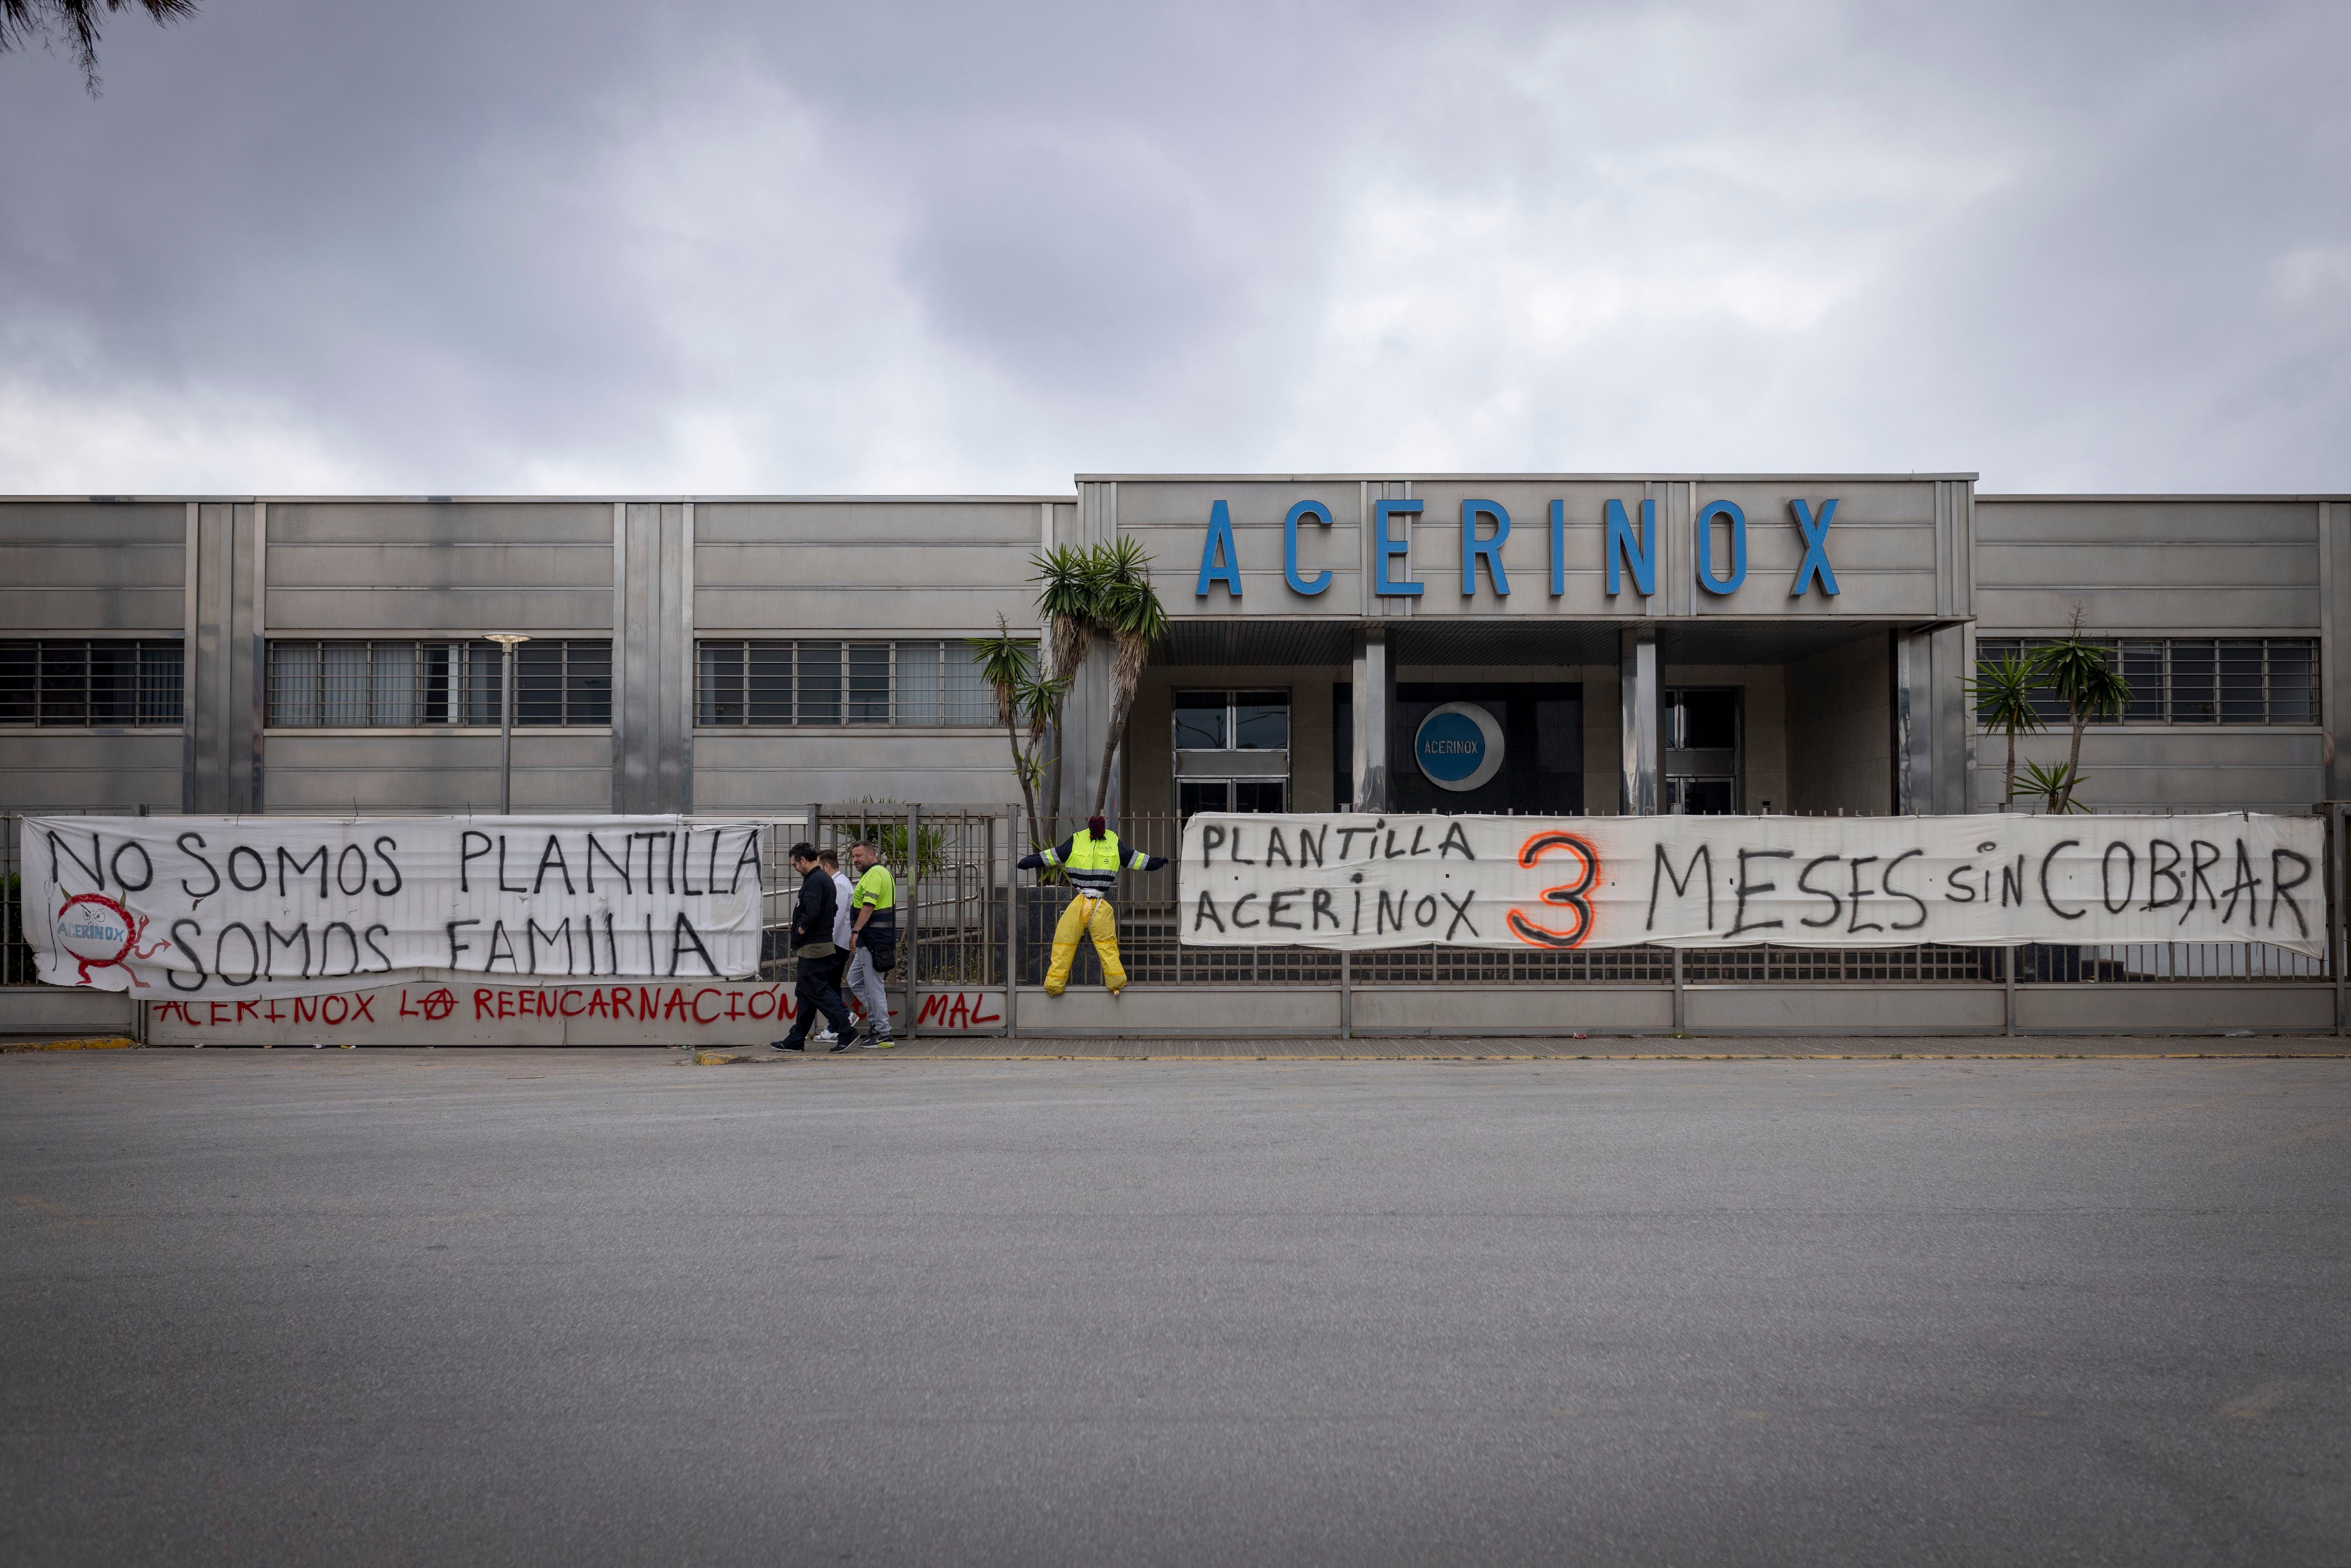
top-left (695, 640), bottom-right (994, 727)
top-left (1177, 780), bottom-right (1288, 816)
top-left (0, 640), bottom-right (183, 727)
top-left (266, 639), bottom-right (610, 727)
top-left (1975, 638), bottom-right (2317, 726)
top-left (1174, 690), bottom-right (1289, 751)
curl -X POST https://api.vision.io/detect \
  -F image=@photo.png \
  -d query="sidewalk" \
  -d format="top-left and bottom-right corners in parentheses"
top-left (696, 1034), bottom-right (2351, 1062)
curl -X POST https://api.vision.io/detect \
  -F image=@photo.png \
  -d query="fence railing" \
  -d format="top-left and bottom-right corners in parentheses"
top-left (4, 808), bottom-right (2342, 1000)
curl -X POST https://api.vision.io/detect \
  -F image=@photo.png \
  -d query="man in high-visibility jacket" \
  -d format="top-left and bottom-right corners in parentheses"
top-left (1017, 815), bottom-right (1169, 996)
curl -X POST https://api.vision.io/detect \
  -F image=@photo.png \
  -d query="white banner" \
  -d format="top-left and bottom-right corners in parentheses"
top-left (1179, 813), bottom-right (2328, 956)
top-left (23, 816), bottom-right (765, 998)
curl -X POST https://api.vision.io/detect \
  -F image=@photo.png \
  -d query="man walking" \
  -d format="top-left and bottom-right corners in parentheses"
top-left (1017, 815), bottom-right (1168, 997)
top-left (844, 841), bottom-right (897, 1046)
top-left (772, 841), bottom-right (854, 1052)
top-left (814, 849), bottom-right (856, 1045)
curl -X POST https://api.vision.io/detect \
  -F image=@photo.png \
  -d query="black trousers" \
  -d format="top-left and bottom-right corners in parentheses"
top-left (781, 951), bottom-right (853, 1044)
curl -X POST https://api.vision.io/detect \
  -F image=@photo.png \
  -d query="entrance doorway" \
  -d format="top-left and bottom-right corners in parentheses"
top-left (1389, 682), bottom-right (1583, 814)
top-left (1664, 688), bottom-right (1740, 815)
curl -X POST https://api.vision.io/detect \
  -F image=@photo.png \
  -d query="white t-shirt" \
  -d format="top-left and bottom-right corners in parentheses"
top-left (831, 870), bottom-right (855, 949)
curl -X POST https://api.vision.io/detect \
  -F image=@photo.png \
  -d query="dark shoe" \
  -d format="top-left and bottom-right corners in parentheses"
top-left (772, 1039), bottom-right (807, 1052)
top-left (828, 1038), bottom-right (853, 1052)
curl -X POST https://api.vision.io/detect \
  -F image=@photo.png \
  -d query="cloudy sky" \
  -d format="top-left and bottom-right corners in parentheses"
top-left (1, 0), bottom-right (2345, 496)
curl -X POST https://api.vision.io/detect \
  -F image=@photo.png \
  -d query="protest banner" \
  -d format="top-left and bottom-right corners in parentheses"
top-left (22, 816), bottom-right (764, 1000)
top-left (1179, 813), bottom-right (2327, 956)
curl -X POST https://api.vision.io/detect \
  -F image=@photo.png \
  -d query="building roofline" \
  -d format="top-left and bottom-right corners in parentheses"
top-left (0, 494), bottom-right (1080, 506)
top-left (1977, 492), bottom-right (2351, 503)
top-left (1076, 472), bottom-right (1982, 484)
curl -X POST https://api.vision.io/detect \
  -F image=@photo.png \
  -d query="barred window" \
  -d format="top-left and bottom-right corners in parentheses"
top-left (697, 639), bottom-right (996, 726)
top-left (266, 639), bottom-right (611, 727)
top-left (0, 640), bottom-right (183, 726)
top-left (1976, 637), bottom-right (2317, 725)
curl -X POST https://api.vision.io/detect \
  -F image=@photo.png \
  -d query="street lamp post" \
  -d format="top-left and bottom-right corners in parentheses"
top-left (484, 634), bottom-right (532, 814)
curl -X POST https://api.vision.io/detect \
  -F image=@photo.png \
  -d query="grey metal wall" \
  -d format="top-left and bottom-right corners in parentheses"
top-left (1973, 496), bottom-right (2338, 812)
top-left (0, 501), bottom-right (186, 812)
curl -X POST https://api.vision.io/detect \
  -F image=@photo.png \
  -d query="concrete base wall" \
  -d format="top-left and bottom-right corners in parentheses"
top-left (0, 987), bottom-right (137, 1041)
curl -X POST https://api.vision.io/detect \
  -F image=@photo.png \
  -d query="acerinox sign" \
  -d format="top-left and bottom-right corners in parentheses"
top-left (1415, 703), bottom-right (1504, 792)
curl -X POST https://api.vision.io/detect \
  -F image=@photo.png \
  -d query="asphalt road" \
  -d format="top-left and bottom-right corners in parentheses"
top-left (4, 1051), bottom-right (2347, 1566)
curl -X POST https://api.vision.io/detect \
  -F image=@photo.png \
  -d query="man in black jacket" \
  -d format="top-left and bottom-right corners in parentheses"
top-left (772, 841), bottom-right (855, 1052)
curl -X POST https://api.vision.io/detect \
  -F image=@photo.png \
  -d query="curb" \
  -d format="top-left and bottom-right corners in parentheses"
top-left (1, 1037), bottom-right (138, 1053)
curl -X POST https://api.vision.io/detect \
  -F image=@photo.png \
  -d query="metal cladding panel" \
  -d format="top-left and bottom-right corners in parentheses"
top-left (1986, 729), bottom-right (2324, 812)
top-left (0, 502), bottom-right (187, 631)
top-left (264, 502), bottom-right (615, 632)
top-left (263, 732), bottom-right (613, 814)
top-left (615, 503), bottom-right (691, 813)
top-left (1112, 480), bottom-right (1366, 618)
top-left (695, 501), bottom-right (1043, 632)
top-left (1974, 498), bottom-right (2321, 631)
top-left (188, 503), bottom-right (262, 813)
top-left (693, 732), bottom-right (1017, 810)
top-left (0, 733), bottom-right (183, 812)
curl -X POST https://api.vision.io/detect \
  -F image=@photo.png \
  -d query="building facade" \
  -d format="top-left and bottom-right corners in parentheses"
top-left (4, 477), bottom-right (2346, 826)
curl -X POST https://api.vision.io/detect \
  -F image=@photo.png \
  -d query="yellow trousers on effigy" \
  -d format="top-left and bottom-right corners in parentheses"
top-left (1045, 892), bottom-right (1125, 996)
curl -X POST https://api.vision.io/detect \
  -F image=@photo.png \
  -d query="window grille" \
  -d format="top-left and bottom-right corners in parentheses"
top-left (1975, 637), bottom-right (2317, 726)
top-left (695, 640), bottom-right (996, 726)
top-left (265, 639), bottom-right (610, 727)
top-left (0, 640), bottom-right (183, 726)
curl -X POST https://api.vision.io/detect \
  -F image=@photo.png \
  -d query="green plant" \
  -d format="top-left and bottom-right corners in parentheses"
top-left (2016, 760), bottom-right (2090, 814)
top-left (968, 617), bottom-right (1066, 848)
top-left (1089, 537), bottom-right (1170, 817)
top-left (1961, 651), bottom-right (2047, 810)
top-left (2029, 609), bottom-right (2133, 811)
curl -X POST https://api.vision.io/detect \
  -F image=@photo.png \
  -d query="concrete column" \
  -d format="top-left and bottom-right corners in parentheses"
top-left (1350, 626), bottom-right (1389, 811)
top-left (1619, 625), bottom-right (1658, 815)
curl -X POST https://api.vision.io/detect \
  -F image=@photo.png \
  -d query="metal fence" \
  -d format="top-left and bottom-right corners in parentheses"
top-left (2, 808), bottom-right (2340, 1004)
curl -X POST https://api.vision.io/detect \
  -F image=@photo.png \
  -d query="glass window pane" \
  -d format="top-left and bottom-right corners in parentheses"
top-left (2024, 643), bottom-right (2068, 725)
top-left (943, 639), bottom-right (993, 726)
top-left (1671, 690), bottom-right (1737, 749)
top-left (87, 642), bottom-right (136, 725)
top-left (2120, 642), bottom-right (2164, 721)
top-left (748, 643), bottom-right (793, 724)
top-left (140, 641), bottom-right (183, 725)
top-left (268, 641), bottom-right (317, 726)
top-left (321, 642), bottom-right (368, 725)
top-left (1177, 780), bottom-right (1230, 819)
top-left (1173, 690), bottom-right (1227, 749)
top-left (896, 641), bottom-right (943, 725)
top-left (700, 641), bottom-right (744, 725)
top-left (370, 640), bottom-right (417, 725)
top-left (516, 641), bottom-right (564, 726)
top-left (1233, 780), bottom-right (1286, 812)
top-left (418, 643), bottom-right (455, 725)
top-left (848, 643), bottom-right (890, 724)
top-left (567, 641), bottom-right (611, 726)
top-left (39, 643), bottom-right (87, 725)
top-left (2268, 640), bottom-right (2315, 724)
top-left (0, 642), bottom-right (33, 723)
top-left (2218, 640), bottom-right (2264, 724)
top-left (464, 643), bottom-right (504, 725)
top-left (1234, 690), bottom-right (1289, 749)
top-left (798, 642), bottom-right (842, 724)
top-left (2169, 640), bottom-right (2216, 723)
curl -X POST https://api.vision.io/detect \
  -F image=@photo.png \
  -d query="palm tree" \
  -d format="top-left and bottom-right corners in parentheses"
top-left (0, 0), bottom-right (196, 94)
top-left (967, 616), bottom-right (1066, 847)
top-left (1090, 537), bottom-right (1170, 817)
top-left (1030, 544), bottom-right (1108, 841)
top-left (2030, 609), bottom-right (2134, 812)
top-left (1961, 651), bottom-right (2046, 810)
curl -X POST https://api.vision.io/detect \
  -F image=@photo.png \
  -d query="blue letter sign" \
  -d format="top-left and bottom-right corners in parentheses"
top-left (1373, 499), bottom-right (1425, 597)
top-left (1789, 498), bottom-right (1839, 596)
top-left (1195, 500), bottom-right (1242, 599)
top-left (1694, 500), bottom-right (1746, 596)
top-left (1459, 500), bottom-right (1510, 596)
top-left (1605, 498), bottom-right (1656, 597)
top-left (1283, 500), bottom-right (1333, 596)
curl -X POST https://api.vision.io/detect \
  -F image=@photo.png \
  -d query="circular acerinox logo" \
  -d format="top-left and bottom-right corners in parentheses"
top-left (1414, 702), bottom-right (1504, 792)
top-left (55, 893), bottom-right (136, 967)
